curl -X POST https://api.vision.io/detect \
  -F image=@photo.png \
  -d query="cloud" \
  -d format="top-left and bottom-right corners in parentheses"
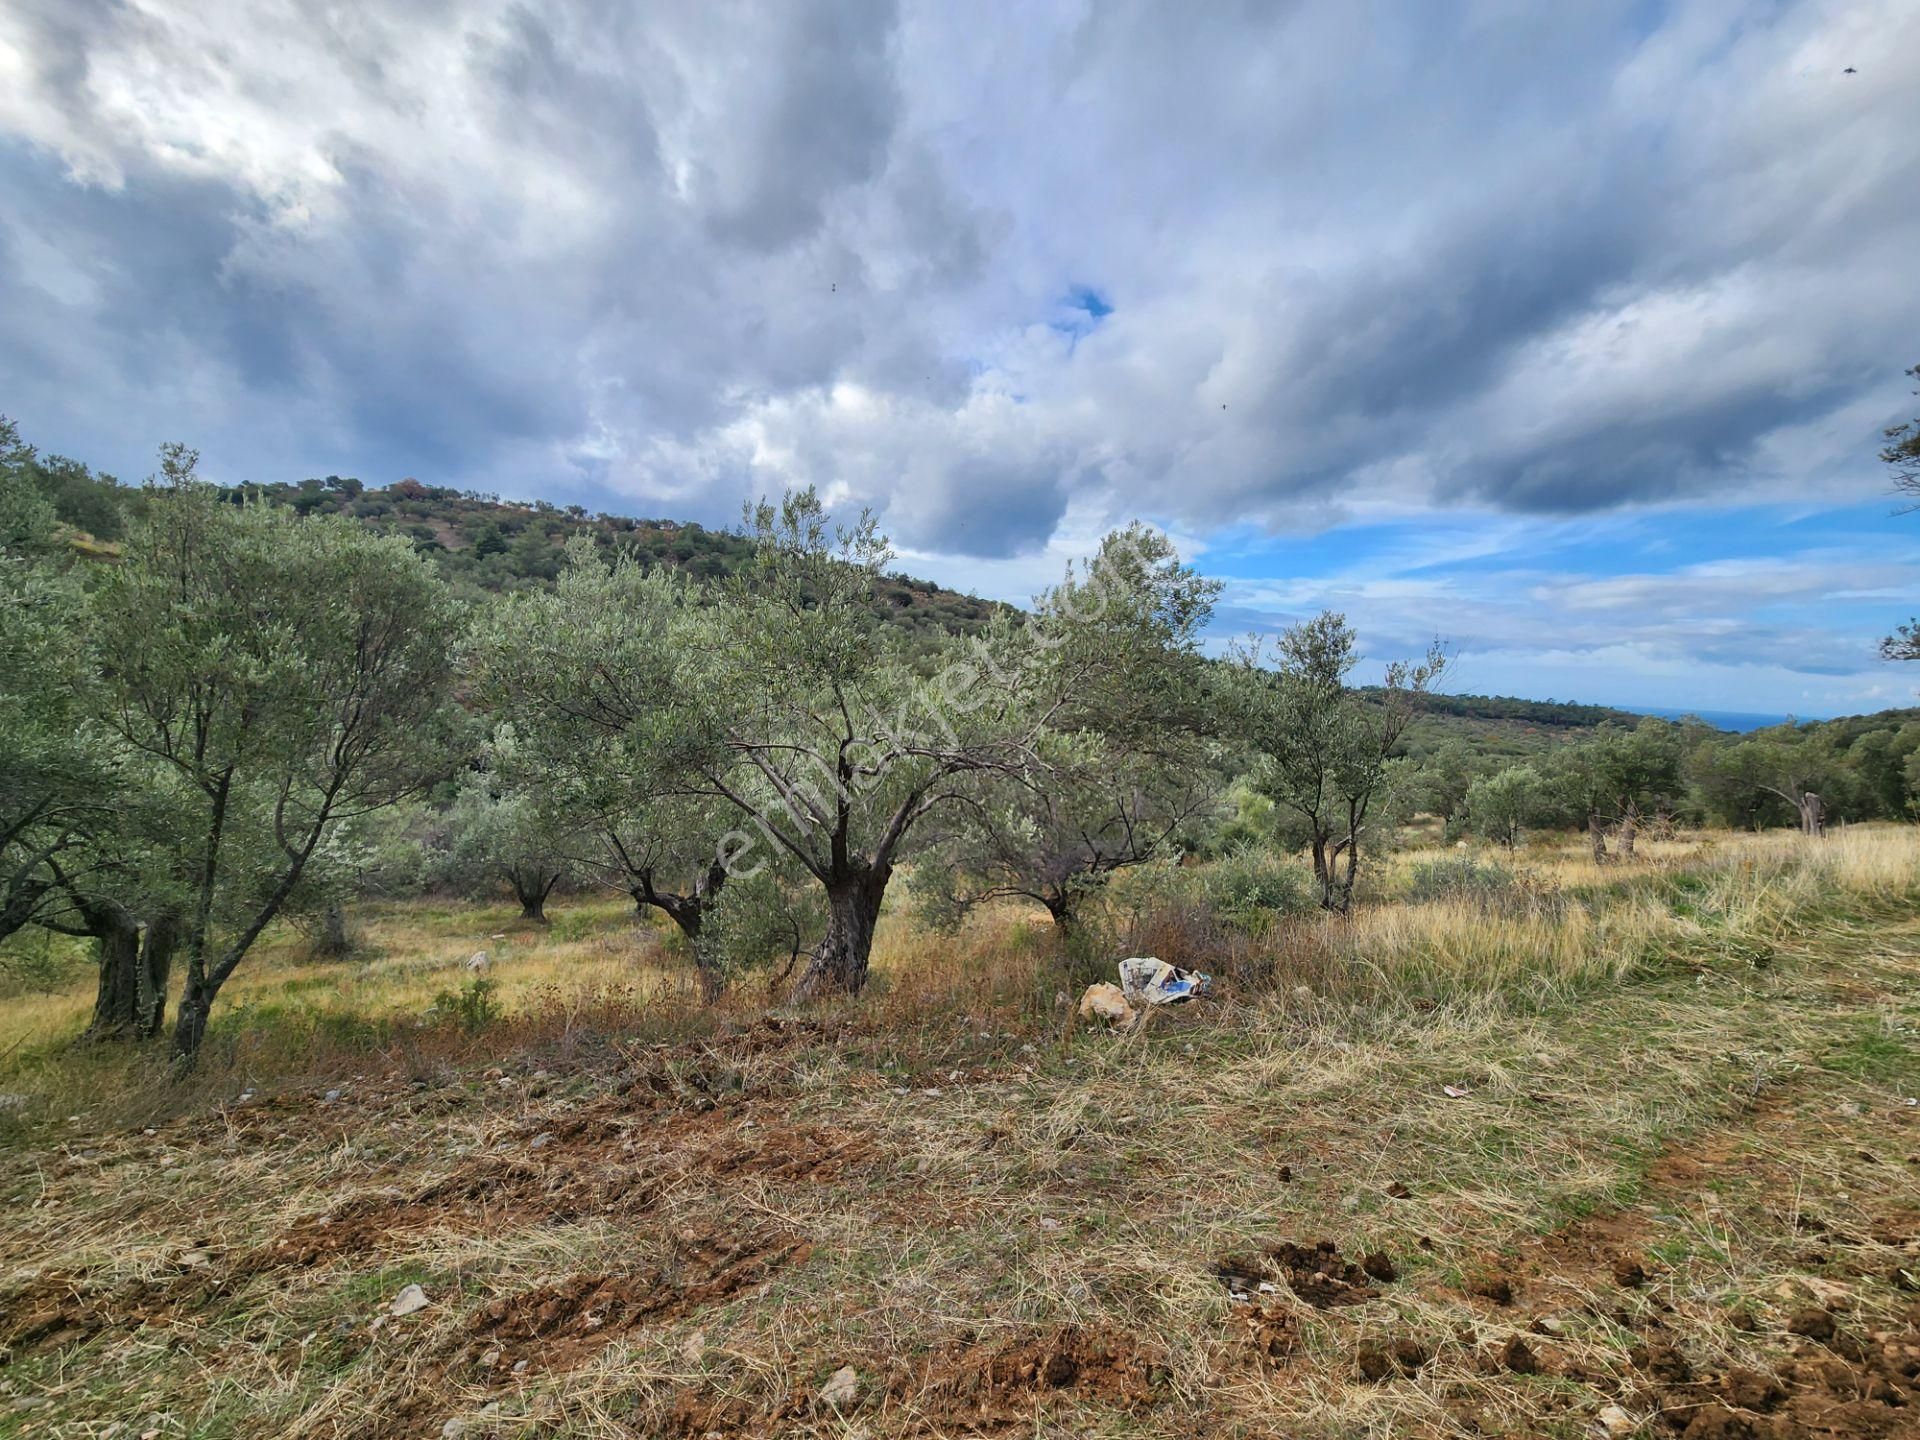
top-left (0, 0), bottom-right (1917, 712)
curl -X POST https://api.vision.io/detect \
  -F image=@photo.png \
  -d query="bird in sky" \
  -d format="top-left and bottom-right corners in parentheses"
top-left (1844, 66), bottom-right (1857, 73)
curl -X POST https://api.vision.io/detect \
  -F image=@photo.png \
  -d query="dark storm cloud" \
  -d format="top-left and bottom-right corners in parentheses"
top-left (0, 0), bottom-right (1916, 552)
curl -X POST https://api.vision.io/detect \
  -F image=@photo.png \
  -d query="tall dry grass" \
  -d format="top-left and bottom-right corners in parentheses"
top-left (1, 824), bottom-right (1914, 1131)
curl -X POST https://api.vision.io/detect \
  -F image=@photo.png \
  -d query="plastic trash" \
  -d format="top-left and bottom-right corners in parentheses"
top-left (1117, 956), bottom-right (1211, 1006)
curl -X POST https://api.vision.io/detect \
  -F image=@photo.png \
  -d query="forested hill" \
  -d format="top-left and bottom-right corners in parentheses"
top-left (29, 458), bottom-right (1005, 638)
top-left (12, 443), bottom-right (1890, 751)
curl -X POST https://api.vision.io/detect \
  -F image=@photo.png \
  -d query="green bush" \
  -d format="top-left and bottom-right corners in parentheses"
top-left (1202, 851), bottom-right (1313, 933)
top-left (1405, 855), bottom-right (1515, 904)
top-left (432, 977), bottom-right (502, 1034)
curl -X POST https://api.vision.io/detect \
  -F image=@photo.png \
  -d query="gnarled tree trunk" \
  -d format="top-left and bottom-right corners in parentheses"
top-left (84, 904), bottom-right (143, 1042)
top-left (793, 868), bottom-right (887, 1001)
top-left (138, 912), bottom-right (178, 1039)
top-left (1587, 812), bottom-right (1610, 865)
top-left (1617, 801), bottom-right (1639, 860)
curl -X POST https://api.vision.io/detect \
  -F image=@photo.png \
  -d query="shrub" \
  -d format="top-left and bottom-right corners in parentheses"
top-left (431, 977), bottom-right (502, 1034)
top-left (1405, 856), bottom-right (1515, 905)
top-left (1202, 851), bottom-right (1313, 933)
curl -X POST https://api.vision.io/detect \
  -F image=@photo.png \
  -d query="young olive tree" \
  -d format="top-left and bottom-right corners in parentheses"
top-left (1228, 614), bottom-right (1445, 912)
top-left (914, 526), bottom-right (1223, 930)
top-left (1548, 721), bottom-right (1686, 862)
top-left (437, 729), bottom-right (586, 924)
top-left (1463, 764), bottom-right (1545, 850)
top-left (476, 551), bottom-right (748, 998)
top-left (96, 453), bottom-right (461, 1060)
top-left (691, 492), bottom-right (1073, 998)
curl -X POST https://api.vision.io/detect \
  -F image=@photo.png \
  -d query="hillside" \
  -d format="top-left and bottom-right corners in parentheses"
top-left (13, 445), bottom-right (1903, 756)
top-left (24, 454), bottom-right (1005, 639)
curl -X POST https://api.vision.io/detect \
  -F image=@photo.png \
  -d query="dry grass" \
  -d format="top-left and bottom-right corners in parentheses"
top-left (0, 826), bottom-right (1916, 1437)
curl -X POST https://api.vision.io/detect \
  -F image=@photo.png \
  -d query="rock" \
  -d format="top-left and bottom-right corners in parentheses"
top-left (681, 1330), bottom-right (706, 1364)
top-left (819, 1364), bottom-right (859, 1408)
top-left (441, 1421), bottom-right (464, 1439)
top-left (389, 1284), bottom-right (431, 1317)
top-left (512, 1359), bottom-right (528, 1374)
top-left (1077, 983), bottom-right (1135, 1027)
top-left (529, 1133), bottom-right (555, 1151)
top-left (177, 1250), bottom-right (210, 1268)
top-left (323, 1089), bottom-right (343, 1103)
top-left (465, 952), bottom-right (489, 972)
top-left (1596, 1404), bottom-right (1634, 1437)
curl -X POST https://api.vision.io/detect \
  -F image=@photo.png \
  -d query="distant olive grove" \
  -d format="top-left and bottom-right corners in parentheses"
top-left (3, 414), bottom-right (1916, 1063)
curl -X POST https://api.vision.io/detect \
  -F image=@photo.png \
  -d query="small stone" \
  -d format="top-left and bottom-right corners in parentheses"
top-left (681, 1330), bottom-right (706, 1364)
top-left (819, 1364), bottom-right (859, 1408)
top-left (512, 1359), bottom-right (529, 1374)
top-left (529, 1133), bottom-right (555, 1150)
top-left (441, 1421), bottom-right (464, 1439)
top-left (480, 1349), bottom-right (501, 1368)
top-left (465, 952), bottom-right (489, 972)
top-left (323, 1089), bottom-right (342, 1103)
top-left (177, 1249), bottom-right (210, 1268)
top-left (389, 1284), bottom-right (431, 1317)
top-left (1596, 1403), bottom-right (1634, 1437)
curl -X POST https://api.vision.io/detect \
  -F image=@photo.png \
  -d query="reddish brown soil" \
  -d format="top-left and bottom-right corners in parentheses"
top-left (463, 1228), bottom-right (813, 1377)
top-left (1215, 1237), bottom-right (1392, 1309)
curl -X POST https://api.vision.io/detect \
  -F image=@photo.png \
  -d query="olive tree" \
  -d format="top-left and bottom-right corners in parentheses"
top-left (913, 526), bottom-right (1222, 930)
top-left (96, 453), bottom-right (461, 1059)
top-left (436, 730), bottom-right (586, 924)
top-left (1463, 764), bottom-right (1545, 850)
top-left (477, 551), bottom-right (750, 998)
top-left (1227, 614), bottom-right (1445, 912)
top-left (484, 492), bottom-right (1073, 999)
top-left (0, 419), bottom-right (119, 946)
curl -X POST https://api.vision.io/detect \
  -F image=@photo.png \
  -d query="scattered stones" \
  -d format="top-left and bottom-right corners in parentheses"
top-left (389, 1284), bottom-right (431, 1317)
top-left (819, 1364), bottom-right (859, 1408)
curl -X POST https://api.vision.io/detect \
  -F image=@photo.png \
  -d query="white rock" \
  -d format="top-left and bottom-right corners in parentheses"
top-left (389, 1283), bottom-right (431, 1317)
top-left (465, 951), bottom-right (489, 972)
top-left (819, 1365), bottom-right (859, 1408)
top-left (529, 1133), bottom-right (555, 1150)
top-left (1596, 1404), bottom-right (1634, 1437)
top-left (681, 1329), bottom-right (706, 1363)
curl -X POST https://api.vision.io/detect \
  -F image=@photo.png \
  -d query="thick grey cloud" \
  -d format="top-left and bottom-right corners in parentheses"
top-left (0, 0), bottom-right (1916, 554)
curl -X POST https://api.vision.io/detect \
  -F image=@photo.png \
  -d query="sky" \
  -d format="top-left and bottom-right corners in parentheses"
top-left (1, 1), bottom-right (1917, 717)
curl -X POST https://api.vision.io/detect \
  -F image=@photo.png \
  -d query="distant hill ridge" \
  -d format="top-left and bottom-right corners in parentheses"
top-left (14, 450), bottom-right (1895, 739)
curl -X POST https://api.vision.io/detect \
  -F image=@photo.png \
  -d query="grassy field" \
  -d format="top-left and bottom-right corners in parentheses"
top-left (0, 828), bottom-right (1917, 1437)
